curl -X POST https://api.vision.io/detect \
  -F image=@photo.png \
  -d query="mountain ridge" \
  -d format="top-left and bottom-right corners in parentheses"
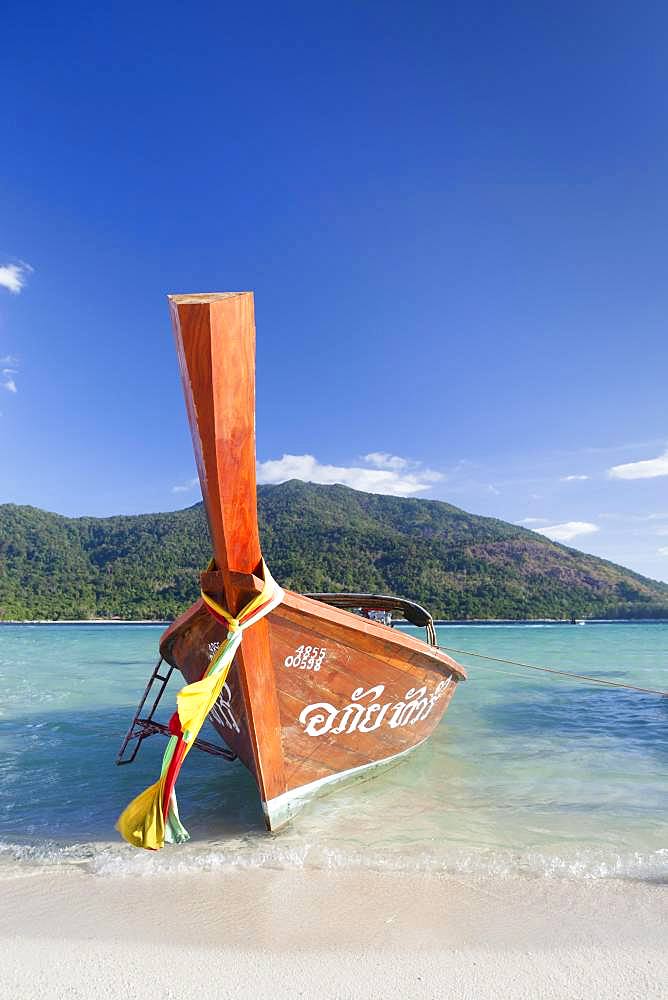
top-left (1, 480), bottom-right (667, 620)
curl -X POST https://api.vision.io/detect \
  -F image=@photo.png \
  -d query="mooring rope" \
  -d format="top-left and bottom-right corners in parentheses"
top-left (437, 645), bottom-right (668, 697)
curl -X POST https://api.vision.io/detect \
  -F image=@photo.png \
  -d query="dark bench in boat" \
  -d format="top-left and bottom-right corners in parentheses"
top-left (305, 593), bottom-right (437, 647)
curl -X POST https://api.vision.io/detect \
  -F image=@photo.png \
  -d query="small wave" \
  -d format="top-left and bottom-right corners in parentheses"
top-left (2, 838), bottom-right (665, 884)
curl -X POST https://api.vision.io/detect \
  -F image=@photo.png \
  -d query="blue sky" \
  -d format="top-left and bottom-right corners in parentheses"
top-left (1, 1), bottom-right (667, 582)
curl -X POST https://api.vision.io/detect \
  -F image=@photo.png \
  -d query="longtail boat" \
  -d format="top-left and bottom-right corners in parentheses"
top-left (116, 293), bottom-right (466, 849)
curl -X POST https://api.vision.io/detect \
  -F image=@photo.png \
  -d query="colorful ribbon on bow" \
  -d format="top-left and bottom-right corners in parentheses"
top-left (116, 560), bottom-right (283, 850)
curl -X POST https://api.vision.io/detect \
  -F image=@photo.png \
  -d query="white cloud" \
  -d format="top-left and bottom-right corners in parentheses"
top-left (534, 521), bottom-right (600, 543)
top-left (608, 449), bottom-right (668, 480)
top-left (656, 527), bottom-right (668, 536)
top-left (362, 451), bottom-right (442, 483)
top-left (486, 484), bottom-right (500, 495)
top-left (0, 262), bottom-right (33, 294)
top-left (560, 474), bottom-right (590, 481)
top-left (518, 517), bottom-right (549, 525)
top-left (256, 453), bottom-right (442, 496)
top-left (561, 439), bottom-right (665, 457)
top-left (363, 452), bottom-right (409, 471)
top-left (659, 547), bottom-right (668, 556)
top-left (1, 361), bottom-right (19, 394)
top-left (599, 511), bottom-right (668, 522)
top-left (171, 453), bottom-right (443, 499)
top-left (172, 476), bottom-right (200, 494)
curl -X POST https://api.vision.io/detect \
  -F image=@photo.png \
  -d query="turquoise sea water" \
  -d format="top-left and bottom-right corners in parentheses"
top-left (0, 622), bottom-right (665, 880)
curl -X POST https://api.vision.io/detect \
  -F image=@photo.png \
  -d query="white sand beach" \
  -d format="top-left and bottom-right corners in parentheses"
top-left (0, 867), bottom-right (664, 999)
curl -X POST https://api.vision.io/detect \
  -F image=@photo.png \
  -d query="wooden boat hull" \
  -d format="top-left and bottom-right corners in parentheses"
top-left (161, 587), bottom-right (465, 830)
top-left (139, 291), bottom-right (468, 835)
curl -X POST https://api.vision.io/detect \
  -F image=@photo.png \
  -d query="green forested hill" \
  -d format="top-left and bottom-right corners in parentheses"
top-left (1, 481), bottom-right (667, 620)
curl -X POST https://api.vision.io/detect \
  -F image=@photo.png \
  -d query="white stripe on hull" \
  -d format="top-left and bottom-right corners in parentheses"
top-left (261, 738), bottom-right (428, 831)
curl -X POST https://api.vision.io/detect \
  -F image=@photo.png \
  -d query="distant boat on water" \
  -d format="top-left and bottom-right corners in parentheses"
top-left (117, 293), bottom-right (465, 845)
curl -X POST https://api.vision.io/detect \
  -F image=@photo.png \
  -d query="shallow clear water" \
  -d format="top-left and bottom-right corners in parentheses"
top-left (0, 622), bottom-right (665, 880)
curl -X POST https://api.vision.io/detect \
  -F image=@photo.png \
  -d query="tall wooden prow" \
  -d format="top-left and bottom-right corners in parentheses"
top-left (168, 293), bottom-right (261, 596)
top-left (118, 291), bottom-right (465, 840)
top-left (167, 292), bottom-right (286, 816)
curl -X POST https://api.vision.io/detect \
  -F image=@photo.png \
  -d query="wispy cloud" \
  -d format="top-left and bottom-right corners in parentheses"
top-left (560, 439), bottom-right (665, 457)
top-left (257, 453), bottom-right (443, 497)
top-left (362, 452), bottom-right (443, 483)
top-left (0, 261), bottom-right (33, 294)
top-left (517, 517), bottom-right (549, 525)
top-left (172, 453), bottom-right (443, 498)
top-left (608, 449), bottom-right (668, 480)
top-left (363, 452), bottom-right (409, 471)
top-left (659, 546), bottom-right (668, 557)
top-left (172, 476), bottom-right (200, 494)
top-left (560, 474), bottom-right (590, 481)
top-left (2, 361), bottom-right (20, 395)
top-left (598, 511), bottom-right (668, 522)
top-left (534, 521), bottom-right (600, 543)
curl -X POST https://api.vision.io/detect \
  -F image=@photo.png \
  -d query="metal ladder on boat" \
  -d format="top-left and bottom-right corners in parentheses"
top-left (115, 656), bottom-right (237, 765)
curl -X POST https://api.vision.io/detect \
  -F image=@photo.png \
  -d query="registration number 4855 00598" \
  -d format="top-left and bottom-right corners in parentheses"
top-left (284, 645), bottom-right (327, 671)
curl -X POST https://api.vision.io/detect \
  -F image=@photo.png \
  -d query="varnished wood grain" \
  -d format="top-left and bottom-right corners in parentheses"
top-left (163, 291), bottom-right (466, 828)
top-left (168, 293), bottom-right (286, 804)
top-left (161, 588), bottom-right (464, 808)
top-left (169, 293), bottom-right (261, 585)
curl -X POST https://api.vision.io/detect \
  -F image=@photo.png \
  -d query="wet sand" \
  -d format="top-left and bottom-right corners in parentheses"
top-left (0, 867), bottom-right (664, 999)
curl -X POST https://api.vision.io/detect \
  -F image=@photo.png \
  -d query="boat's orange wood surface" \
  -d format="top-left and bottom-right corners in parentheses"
top-left (163, 291), bottom-right (466, 829)
top-left (168, 293), bottom-right (286, 804)
top-left (268, 603), bottom-right (458, 791)
top-left (169, 293), bottom-right (262, 585)
top-left (160, 589), bottom-right (464, 819)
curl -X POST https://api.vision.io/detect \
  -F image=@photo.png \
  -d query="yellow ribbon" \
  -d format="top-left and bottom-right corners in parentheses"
top-left (117, 560), bottom-right (283, 850)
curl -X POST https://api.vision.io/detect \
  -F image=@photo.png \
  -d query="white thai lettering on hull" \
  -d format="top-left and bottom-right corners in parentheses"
top-left (298, 678), bottom-right (453, 737)
top-left (206, 642), bottom-right (240, 733)
top-left (284, 644), bottom-right (327, 671)
top-left (210, 682), bottom-right (240, 733)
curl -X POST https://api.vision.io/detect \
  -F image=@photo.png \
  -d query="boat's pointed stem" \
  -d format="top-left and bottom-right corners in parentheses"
top-left (168, 292), bottom-right (262, 613)
top-left (167, 292), bottom-right (287, 815)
